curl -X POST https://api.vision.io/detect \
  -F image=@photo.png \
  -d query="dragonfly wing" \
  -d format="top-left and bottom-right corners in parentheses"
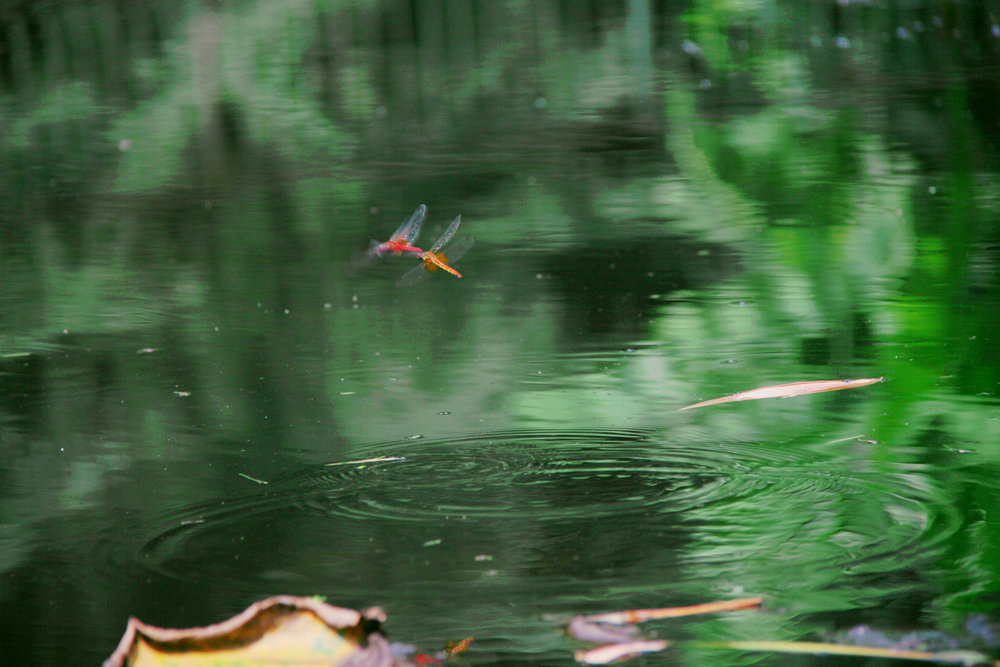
top-left (394, 204), bottom-right (427, 244)
top-left (347, 248), bottom-right (378, 275)
top-left (441, 234), bottom-right (474, 265)
top-left (429, 214), bottom-right (462, 253)
top-left (397, 260), bottom-right (430, 287)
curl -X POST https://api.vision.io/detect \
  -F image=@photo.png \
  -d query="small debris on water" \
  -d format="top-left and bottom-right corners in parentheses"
top-left (326, 457), bottom-right (405, 466)
top-left (238, 473), bottom-right (269, 485)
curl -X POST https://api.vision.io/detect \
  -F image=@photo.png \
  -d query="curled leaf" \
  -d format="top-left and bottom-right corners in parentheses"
top-left (103, 595), bottom-right (394, 667)
top-left (680, 378), bottom-right (885, 411)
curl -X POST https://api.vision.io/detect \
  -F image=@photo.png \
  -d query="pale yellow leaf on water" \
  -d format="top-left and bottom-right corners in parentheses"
top-left (680, 377), bottom-right (885, 411)
top-left (694, 640), bottom-right (996, 665)
top-left (575, 640), bottom-right (670, 664)
top-left (103, 596), bottom-right (392, 667)
top-left (125, 612), bottom-right (359, 666)
top-left (583, 597), bottom-right (763, 624)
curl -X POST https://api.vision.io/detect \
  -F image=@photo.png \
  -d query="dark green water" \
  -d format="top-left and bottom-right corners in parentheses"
top-left (2, 2), bottom-right (1000, 665)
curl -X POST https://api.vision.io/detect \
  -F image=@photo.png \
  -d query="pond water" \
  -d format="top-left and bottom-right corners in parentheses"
top-left (2, 2), bottom-right (1000, 665)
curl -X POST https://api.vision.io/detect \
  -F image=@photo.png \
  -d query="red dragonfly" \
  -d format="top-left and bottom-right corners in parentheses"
top-left (398, 214), bottom-right (474, 286)
top-left (368, 204), bottom-right (426, 257)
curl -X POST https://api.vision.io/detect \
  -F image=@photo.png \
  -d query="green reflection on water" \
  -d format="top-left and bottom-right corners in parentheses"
top-left (2, 1), bottom-right (1000, 664)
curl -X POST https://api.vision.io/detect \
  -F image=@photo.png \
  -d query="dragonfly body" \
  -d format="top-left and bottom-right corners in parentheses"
top-left (368, 204), bottom-right (426, 257)
top-left (398, 214), bottom-right (473, 286)
top-left (421, 249), bottom-right (463, 277)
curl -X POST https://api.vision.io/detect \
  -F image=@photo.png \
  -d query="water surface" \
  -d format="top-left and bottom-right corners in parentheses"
top-left (2, 2), bottom-right (1000, 665)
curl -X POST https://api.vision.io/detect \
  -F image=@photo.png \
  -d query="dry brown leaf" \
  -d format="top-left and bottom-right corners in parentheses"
top-left (679, 377), bottom-right (885, 411)
top-left (445, 637), bottom-right (474, 656)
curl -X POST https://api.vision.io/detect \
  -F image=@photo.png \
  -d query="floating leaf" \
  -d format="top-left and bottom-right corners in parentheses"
top-left (445, 637), bottom-right (474, 656)
top-left (575, 640), bottom-right (670, 664)
top-left (565, 595), bottom-right (998, 665)
top-left (103, 595), bottom-right (394, 667)
top-left (582, 597), bottom-right (763, 624)
top-left (570, 598), bottom-right (762, 663)
top-left (568, 617), bottom-right (641, 644)
top-left (679, 378), bottom-right (885, 411)
top-left (694, 640), bottom-right (996, 665)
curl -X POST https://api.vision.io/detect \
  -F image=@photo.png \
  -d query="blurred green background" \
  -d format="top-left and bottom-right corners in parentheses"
top-left (2, 1), bottom-right (1000, 664)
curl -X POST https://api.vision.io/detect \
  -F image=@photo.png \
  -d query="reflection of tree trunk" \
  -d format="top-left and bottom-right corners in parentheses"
top-left (314, 8), bottom-right (342, 116)
top-left (188, 7), bottom-right (227, 196)
top-left (625, 0), bottom-right (654, 119)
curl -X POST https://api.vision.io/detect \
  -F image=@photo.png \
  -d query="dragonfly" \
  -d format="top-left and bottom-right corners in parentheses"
top-left (398, 214), bottom-right (474, 286)
top-left (368, 204), bottom-right (426, 257)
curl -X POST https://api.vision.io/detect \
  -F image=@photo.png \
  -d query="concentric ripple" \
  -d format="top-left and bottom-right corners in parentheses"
top-left (144, 429), bottom-right (764, 533)
top-left (293, 431), bottom-right (757, 522)
top-left (135, 429), bottom-right (958, 591)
